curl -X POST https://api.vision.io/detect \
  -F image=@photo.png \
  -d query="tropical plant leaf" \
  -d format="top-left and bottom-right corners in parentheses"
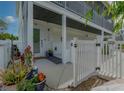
top-left (85, 1), bottom-right (124, 33)
top-left (85, 9), bottom-right (93, 25)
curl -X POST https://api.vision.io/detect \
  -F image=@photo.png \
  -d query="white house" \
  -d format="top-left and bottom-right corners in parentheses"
top-left (17, 1), bottom-right (113, 64)
top-left (15, 2), bottom-right (124, 90)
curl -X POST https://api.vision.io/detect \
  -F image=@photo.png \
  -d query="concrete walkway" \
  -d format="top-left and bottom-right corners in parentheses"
top-left (34, 59), bottom-right (73, 89)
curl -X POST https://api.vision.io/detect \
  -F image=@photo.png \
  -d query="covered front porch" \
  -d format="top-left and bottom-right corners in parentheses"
top-left (20, 2), bottom-right (112, 64)
top-left (31, 3), bottom-right (101, 64)
top-left (30, 2), bottom-right (103, 89)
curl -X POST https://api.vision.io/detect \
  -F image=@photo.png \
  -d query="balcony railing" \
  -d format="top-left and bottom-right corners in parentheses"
top-left (52, 1), bottom-right (113, 31)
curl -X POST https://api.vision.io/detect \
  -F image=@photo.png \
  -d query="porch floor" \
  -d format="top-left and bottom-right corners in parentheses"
top-left (34, 59), bottom-right (73, 89)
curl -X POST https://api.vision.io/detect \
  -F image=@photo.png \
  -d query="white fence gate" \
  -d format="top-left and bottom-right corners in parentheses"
top-left (71, 38), bottom-right (97, 87)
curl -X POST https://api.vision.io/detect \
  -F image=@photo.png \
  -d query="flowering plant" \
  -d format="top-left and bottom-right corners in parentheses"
top-left (24, 45), bottom-right (32, 66)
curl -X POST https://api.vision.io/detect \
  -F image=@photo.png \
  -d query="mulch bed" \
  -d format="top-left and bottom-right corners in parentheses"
top-left (71, 75), bottom-right (109, 91)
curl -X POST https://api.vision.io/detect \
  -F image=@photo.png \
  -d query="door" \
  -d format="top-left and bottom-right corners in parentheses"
top-left (33, 28), bottom-right (41, 57)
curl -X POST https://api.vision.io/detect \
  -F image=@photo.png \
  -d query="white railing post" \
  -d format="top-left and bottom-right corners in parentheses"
top-left (96, 42), bottom-right (101, 73)
top-left (71, 37), bottom-right (77, 87)
top-left (96, 36), bottom-right (101, 73)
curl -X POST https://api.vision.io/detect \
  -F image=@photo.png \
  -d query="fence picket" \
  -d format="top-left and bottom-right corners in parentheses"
top-left (119, 43), bottom-right (121, 78)
top-left (105, 43), bottom-right (108, 74)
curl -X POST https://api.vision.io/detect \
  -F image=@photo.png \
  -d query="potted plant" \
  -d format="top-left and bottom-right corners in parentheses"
top-left (0, 45), bottom-right (33, 90)
top-left (36, 72), bottom-right (46, 91)
top-left (17, 71), bottom-right (46, 91)
top-left (46, 49), bottom-right (53, 57)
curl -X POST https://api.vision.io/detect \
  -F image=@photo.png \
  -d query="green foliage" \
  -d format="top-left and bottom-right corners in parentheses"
top-left (1, 69), bottom-right (16, 85)
top-left (1, 45), bottom-right (33, 86)
top-left (85, 9), bottom-right (93, 25)
top-left (32, 75), bottom-right (39, 83)
top-left (84, 1), bottom-right (124, 33)
top-left (48, 49), bottom-right (53, 53)
top-left (0, 33), bottom-right (18, 40)
top-left (17, 79), bottom-right (35, 91)
top-left (0, 62), bottom-right (28, 86)
top-left (17, 75), bottom-right (39, 91)
top-left (13, 62), bottom-right (28, 83)
top-left (24, 46), bottom-right (32, 66)
top-left (104, 1), bottom-right (124, 32)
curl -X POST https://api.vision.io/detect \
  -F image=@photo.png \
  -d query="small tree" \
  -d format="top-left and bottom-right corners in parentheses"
top-left (104, 1), bottom-right (124, 32)
top-left (85, 1), bottom-right (124, 33)
top-left (0, 33), bottom-right (18, 40)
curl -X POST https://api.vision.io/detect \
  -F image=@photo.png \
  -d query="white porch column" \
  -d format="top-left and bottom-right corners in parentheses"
top-left (27, 2), bottom-right (33, 64)
top-left (62, 14), bottom-right (67, 64)
top-left (18, 2), bottom-right (23, 52)
top-left (27, 2), bottom-right (33, 51)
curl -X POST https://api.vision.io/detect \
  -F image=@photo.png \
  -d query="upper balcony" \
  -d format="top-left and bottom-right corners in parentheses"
top-left (51, 1), bottom-right (113, 32)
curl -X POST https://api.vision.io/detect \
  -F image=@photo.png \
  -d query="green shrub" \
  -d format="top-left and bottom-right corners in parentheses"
top-left (0, 62), bottom-right (29, 86)
top-left (17, 79), bottom-right (35, 91)
top-left (17, 75), bottom-right (39, 91)
top-left (2, 70), bottom-right (16, 85)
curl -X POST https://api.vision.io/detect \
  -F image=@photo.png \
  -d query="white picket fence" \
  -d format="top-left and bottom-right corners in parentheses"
top-left (71, 38), bottom-right (97, 87)
top-left (99, 41), bottom-right (124, 78)
top-left (71, 38), bottom-right (124, 87)
top-left (0, 40), bottom-right (27, 70)
top-left (0, 40), bottom-right (11, 69)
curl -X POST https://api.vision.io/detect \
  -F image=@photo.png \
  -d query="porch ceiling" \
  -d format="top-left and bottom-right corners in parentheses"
top-left (33, 5), bottom-right (62, 25)
top-left (33, 5), bottom-right (102, 35)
